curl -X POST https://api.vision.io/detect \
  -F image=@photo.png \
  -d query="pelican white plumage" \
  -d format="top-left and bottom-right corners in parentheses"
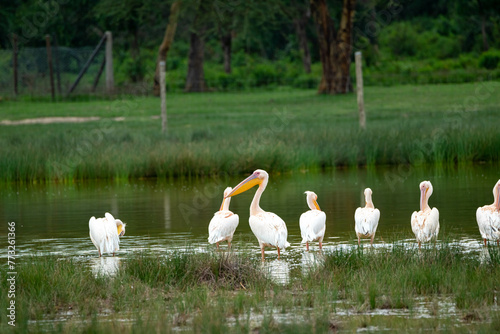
top-left (411, 181), bottom-right (439, 249)
top-left (226, 169), bottom-right (289, 260)
top-left (299, 191), bottom-right (326, 251)
top-left (354, 188), bottom-right (380, 246)
top-left (208, 187), bottom-right (239, 249)
top-left (476, 179), bottom-right (500, 246)
top-left (89, 212), bottom-right (126, 257)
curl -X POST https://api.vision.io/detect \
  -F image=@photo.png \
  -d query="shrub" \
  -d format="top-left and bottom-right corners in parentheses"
top-left (292, 74), bottom-right (319, 89)
top-left (380, 22), bottom-right (419, 57)
top-left (479, 49), bottom-right (500, 69)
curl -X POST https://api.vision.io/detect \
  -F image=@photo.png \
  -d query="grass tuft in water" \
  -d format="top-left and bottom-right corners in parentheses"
top-left (122, 251), bottom-right (268, 290)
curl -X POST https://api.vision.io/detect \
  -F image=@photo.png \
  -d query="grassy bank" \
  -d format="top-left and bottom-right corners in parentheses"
top-left (1, 246), bottom-right (500, 333)
top-left (1, 82), bottom-right (500, 182)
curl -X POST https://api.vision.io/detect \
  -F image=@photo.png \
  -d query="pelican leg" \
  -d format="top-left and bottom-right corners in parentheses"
top-left (216, 242), bottom-right (220, 250)
top-left (98, 250), bottom-right (101, 257)
top-left (261, 248), bottom-right (265, 261)
top-left (227, 241), bottom-right (231, 249)
top-left (418, 242), bottom-right (421, 250)
top-left (484, 239), bottom-right (487, 247)
top-left (370, 236), bottom-right (374, 246)
top-left (306, 242), bottom-right (309, 251)
top-left (319, 241), bottom-right (323, 250)
top-left (277, 247), bottom-right (281, 260)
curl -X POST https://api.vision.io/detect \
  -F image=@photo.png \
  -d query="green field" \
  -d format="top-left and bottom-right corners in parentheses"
top-left (2, 245), bottom-right (500, 333)
top-left (1, 82), bottom-right (499, 182)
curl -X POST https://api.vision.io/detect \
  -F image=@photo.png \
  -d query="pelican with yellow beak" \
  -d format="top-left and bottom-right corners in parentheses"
top-left (411, 181), bottom-right (439, 249)
top-left (299, 191), bottom-right (326, 251)
top-left (89, 212), bottom-right (126, 257)
top-left (476, 180), bottom-right (500, 246)
top-left (208, 187), bottom-right (239, 249)
top-left (226, 169), bottom-right (290, 260)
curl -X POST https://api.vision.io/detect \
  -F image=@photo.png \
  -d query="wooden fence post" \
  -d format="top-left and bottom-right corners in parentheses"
top-left (13, 34), bottom-right (18, 97)
top-left (46, 35), bottom-right (55, 101)
top-left (54, 35), bottom-right (62, 94)
top-left (105, 31), bottom-right (114, 94)
top-left (355, 51), bottom-right (366, 129)
top-left (160, 61), bottom-right (167, 134)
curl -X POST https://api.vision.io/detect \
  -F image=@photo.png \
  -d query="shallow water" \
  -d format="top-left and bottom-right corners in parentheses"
top-left (0, 165), bottom-right (498, 268)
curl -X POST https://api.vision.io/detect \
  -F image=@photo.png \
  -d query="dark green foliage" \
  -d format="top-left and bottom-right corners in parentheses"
top-left (5, 0), bottom-right (500, 93)
top-left (479, 49), bottom-right (500, 69)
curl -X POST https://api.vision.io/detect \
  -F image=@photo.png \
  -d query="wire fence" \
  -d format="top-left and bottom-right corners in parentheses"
top-left (1, 44), bottom-right (499, 99)
top-left (0, 46), bottom-right (106, 98)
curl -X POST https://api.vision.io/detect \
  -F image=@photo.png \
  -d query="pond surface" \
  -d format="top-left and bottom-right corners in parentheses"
top-left (0, 165), bottom-right (498, 266)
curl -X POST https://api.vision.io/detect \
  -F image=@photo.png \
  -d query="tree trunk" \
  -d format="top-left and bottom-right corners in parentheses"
top-left (153, 1), bottom-right (180, 96)
top-left (130, 30), bottom-right (141, 82)
top-left (294, 14), bottom-right (311, 74)
top-left (311, 0), bottom-right (356, 94)
top-left (185, 31), bottom-right (206, 92)
top-left (477, 0), bottom-right (489, 52)
top-left (481, 14), bottom-right (489, 51)
top-left (221, 32), bottom-right (232, 74)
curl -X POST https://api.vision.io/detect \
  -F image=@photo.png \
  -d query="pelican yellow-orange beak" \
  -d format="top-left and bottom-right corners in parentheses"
top-left (313, 198), bottom-right (321, 211)
top-left (226, 172), bottom-right (261, 198)
top-left (496, 185), bottom-right (500, 211)
top-left (219, 198), bottom-right (226, 211)
top-left (117, 224), bottom-right (125, 237)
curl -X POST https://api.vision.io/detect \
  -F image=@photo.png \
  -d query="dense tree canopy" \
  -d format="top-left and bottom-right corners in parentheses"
top-left (2, 0), bottom-right (499, 93)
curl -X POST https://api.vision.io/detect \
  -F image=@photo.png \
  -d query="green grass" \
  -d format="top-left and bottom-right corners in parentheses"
top-left (301, 243), bottom-right (500, 312)
top-left (1, 246), bottom-right (500, 333)
top-left (0, 82), bottom-right (500, 182)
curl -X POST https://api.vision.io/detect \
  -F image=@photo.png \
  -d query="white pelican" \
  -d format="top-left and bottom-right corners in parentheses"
top-left (208, 187), bottom-right (239, 249)
top-left (299, 191), bottom-right (326, 251)
top-left (411, 181), bottom-right (439, 249)
top-left (89, 212), bottom-right (126, 257)
top-left (354, 188), bottom-right (380, 246)
top-left (476, 179), bottom-right (500, 246)
top-left (226, 169), bottom-right (289, 260)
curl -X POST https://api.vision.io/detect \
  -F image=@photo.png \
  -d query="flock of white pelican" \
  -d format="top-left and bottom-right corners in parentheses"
top-left (88, 169), bottom-right (500, 259)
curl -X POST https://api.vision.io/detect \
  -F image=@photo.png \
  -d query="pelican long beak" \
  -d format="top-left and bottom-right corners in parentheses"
top-left (420, 187), bottom-right (427, 211)
top-left (313, 199), bottom-right (321, 211)
top-left (117, 224), bottom-right (125, 236)
top-left (496, 186), bottom-right (500, 211)
top-left (219, 198), bottom-right (226, 211)
top-left (226, 173), bottom-right (261, 198)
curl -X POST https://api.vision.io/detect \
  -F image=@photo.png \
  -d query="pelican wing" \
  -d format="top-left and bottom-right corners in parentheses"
top-left (476, 206), bottom-right (500, 240)
top-left (354, 207), bottom-right (380, 238)
top-left (89, 216), bottom-right (101, 251)
top-left (105, 212), bottom-right (115, 223)
top-left (249, 212), bottom-right (289, 249)
top-left (411, 208), bottom-right (439, 243)
top-left (299, 210), bottom-right (326, 243)
top-left (208, 211), bottom-right (239, 244)
top-left (476, 207), bottom-right (489, 239)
